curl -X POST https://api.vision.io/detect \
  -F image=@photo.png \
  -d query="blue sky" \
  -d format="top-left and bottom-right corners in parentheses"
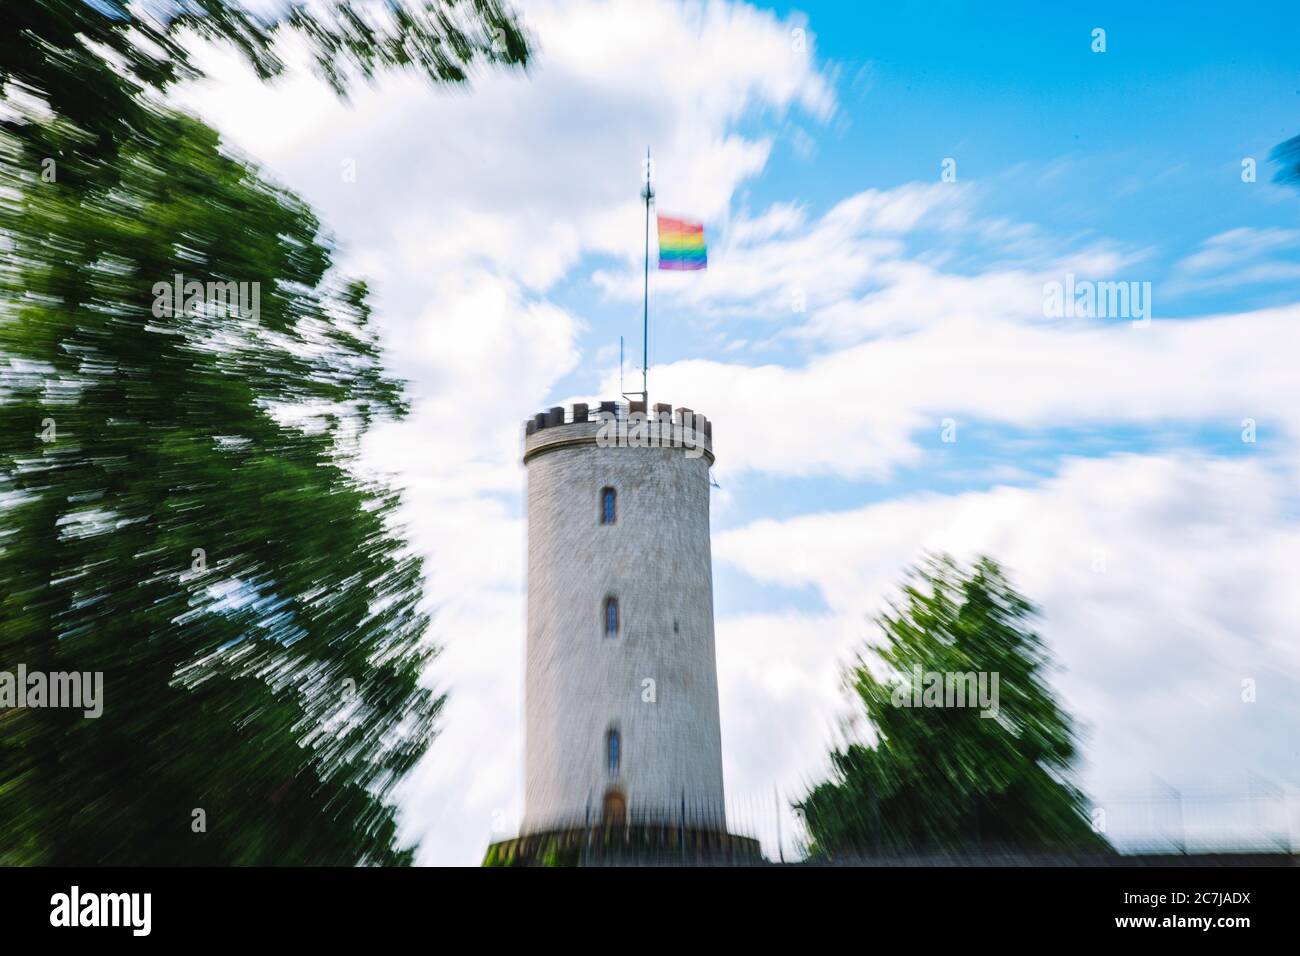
top-left (182, 0), bottom-right (1300, 863)
top-left (539, 1), bottom-right (1300, 616)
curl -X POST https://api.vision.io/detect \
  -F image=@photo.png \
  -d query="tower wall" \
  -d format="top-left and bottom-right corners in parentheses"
top-left (522, 406), bottom-right (724, 832)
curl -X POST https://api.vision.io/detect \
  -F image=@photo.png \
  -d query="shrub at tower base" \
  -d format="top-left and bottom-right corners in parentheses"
top-left (797, 554), bottom-right (1110, 860)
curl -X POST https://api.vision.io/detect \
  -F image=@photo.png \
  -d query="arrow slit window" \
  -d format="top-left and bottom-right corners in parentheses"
top-left (607, 728), bottom-right (620, 774)
top-left (604, 596), bottom-right (619, 638)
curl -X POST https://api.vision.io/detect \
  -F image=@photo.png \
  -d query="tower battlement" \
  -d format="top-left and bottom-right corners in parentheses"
top-left (522, 400), bottom-right (714, 465)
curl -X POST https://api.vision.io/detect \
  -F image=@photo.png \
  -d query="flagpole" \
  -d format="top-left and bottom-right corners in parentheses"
top-left (641, 147), bottom-right (654, 403)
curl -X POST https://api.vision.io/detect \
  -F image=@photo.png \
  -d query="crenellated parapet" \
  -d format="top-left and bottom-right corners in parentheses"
top-left (522, 400), bottom-right (714, 465)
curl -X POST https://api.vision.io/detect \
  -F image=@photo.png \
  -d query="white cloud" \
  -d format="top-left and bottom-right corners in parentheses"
top-left (598, 302), bottom-right (1300, 480)
top-left (594, 182), bottom-right (964, 317)
top-left (1170, 227), bottom-right (1300, 292)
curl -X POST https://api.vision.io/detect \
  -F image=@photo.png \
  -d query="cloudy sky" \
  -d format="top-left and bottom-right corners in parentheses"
top-left (179, 0), bottom-right (1300, 863)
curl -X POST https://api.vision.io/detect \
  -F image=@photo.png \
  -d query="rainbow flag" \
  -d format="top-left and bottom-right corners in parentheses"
top-left (657, 215), bottom-right (707, 271)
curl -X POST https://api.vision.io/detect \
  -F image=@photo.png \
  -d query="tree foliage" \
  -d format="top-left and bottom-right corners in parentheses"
top-left (797, 555), bottom-right (1107, 859)
top-left (0, 0), bottom-right (528, 174)
top-left (0, 107), bottom-right (440, 864)
top-left (1272, 133), bottom-right (1300, 190)
top-left (0, 0), bottom-right (529, 863)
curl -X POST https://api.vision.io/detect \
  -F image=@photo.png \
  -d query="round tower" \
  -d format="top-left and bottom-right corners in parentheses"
top-left (521, 400), bottom-right (725, 833)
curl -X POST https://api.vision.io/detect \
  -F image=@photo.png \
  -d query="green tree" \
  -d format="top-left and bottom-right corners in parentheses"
top-left (0, 0), bottom-right (527, 868)
top-left (796, 555), bottom-right (1107, 859)
top-left (1272, 133), bottom-right (1300, 190)
top-left (0, 108), bottom-right (441, 864)
top-left (0, 0), bottom-right (528, 178)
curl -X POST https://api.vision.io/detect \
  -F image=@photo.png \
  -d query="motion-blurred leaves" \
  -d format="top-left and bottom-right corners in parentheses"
top-left (0, 0), bottom-right (530, 864)
top-left (0, 106), bottom-right (438, 864)
top-left (797, 555), bottom-right (1109, 859)
top-left (1272, 133), bottom-right (1300, 190)
top-left (0, 0), bottom-right (529, 178)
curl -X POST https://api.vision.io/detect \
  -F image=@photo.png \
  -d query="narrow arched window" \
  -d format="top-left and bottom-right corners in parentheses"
top-left (600, 486), bottom-right (616, 524)
top-left (606, 728), bottom-right (621, 774)
top-left (604, 596), bottom-right (619, 638)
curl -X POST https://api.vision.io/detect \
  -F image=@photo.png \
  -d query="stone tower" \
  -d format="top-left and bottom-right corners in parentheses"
top-left (520, 400), bottom-right (726, 835)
